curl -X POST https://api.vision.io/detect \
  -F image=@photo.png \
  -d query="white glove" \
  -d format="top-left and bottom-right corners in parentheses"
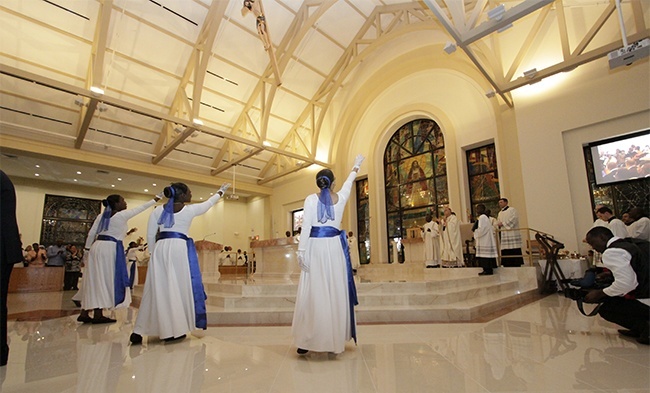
top-left (218, 183), bottom-right (231, 195)
top-left (352, 154), bottom-right (365, 171)
top-left (297, 250), bottom-right (309, 273)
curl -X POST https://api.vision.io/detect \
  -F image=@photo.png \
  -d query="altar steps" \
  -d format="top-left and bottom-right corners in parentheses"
top-left (200, 267), bottom-right (538, 326)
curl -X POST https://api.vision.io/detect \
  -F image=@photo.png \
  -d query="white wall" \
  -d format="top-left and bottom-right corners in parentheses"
top-left (513, 58), bottom-right (650, 253)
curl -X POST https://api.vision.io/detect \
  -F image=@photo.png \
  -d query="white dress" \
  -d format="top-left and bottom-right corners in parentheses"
top-left (134, 192), bottom-right (222, 339)
top-left (292, 170), bottom-right (357, 354)
top-left (348, 235), bottom-right (360, 270)
top-left (422, 220), bottom-right (440, 267)
top-left (82, 199), bottom-right (157, 310)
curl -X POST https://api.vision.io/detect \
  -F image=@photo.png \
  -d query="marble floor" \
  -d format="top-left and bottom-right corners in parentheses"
top-left (2, 286), bottom-right (649, 392)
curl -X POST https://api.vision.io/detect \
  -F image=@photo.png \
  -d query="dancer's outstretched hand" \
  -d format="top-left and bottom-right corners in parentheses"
top-left (353, 154), bottom-right (365, 171)
top-left (218, 183), bottom-right (231, 195)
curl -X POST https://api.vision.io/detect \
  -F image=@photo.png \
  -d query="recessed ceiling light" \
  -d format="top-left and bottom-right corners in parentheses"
top-left (111, 184), bottom-right (115, 187)
top-left (73, 179), bottom-right (78, 182)
top-left (152, 183), bottom-right (157, 187)
top-left (200, 197), bottom-right (204, 200)
top-left (35, 164), bottom-right (40, 168)
top-left (35, 173), bottom-right (40, 177)
top-left (117, 177), bottom-right (122, 181)
top-left (144, 189), bottom-right (149, 192)
top-left (210, 193), bottom-right (214, 195)
top-left (76, 171), bottom-right (82, 175)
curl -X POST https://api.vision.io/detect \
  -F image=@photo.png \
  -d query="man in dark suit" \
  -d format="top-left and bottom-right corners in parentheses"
top-left (1, 170), bottom-right (22, 366)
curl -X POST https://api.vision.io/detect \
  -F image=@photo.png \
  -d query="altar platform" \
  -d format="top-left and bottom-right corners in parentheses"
top-left (132, 264), bottom-right (541, 326)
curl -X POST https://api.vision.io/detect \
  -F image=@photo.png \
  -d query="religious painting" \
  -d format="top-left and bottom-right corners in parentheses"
top-left (470, 172), bottom-right (500, 202)
top-left (433, 148), bottom-right (446, 175)
top-left (467, 145), bottom-right (497, 176)
top-left (382, 118), bottom-right (447, 264)
top-left (386, 187), bottom-right (399, 212)
top-left (385, 163), bottom-right (398, 187)
top-left (435, 176), bottom-right (449, 204)
top-left (356, 178), bottom-right (369, 200)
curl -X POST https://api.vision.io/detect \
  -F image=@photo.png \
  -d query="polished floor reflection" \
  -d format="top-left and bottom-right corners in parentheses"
top-left (2, 292), bottom-right (649, 393)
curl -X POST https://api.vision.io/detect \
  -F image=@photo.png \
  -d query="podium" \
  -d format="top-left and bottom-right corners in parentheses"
top-left (194, 240), bottom-right (223, 279)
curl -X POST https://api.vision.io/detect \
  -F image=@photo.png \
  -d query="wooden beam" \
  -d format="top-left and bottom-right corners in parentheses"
top-left (74, 98), bottom-right (98, 149)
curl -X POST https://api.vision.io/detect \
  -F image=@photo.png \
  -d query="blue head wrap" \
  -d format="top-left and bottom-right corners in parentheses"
top-left (157, 187), bottom-right (176, 228)
top-left (317, 176), bottom-right (335, 224)
top-left (98, 202), bottom-right (112, 233)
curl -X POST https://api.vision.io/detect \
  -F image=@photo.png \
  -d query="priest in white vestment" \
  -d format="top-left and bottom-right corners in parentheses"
top-left (440, 207), bottom-right (464, 267)
top-left (421, 213), bottom-right (440, 268)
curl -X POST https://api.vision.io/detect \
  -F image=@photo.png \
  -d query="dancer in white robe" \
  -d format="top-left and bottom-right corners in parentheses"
top-left (79, 194), bottom-right (160, 324)
top-left (292, 155), bottom-right (364, 355)
top-left (131, 182), bottom-right (229, 343)
top-left (440, 207), bottom-right (464, 267)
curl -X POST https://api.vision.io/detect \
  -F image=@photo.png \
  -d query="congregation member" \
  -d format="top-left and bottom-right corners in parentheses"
top-left (130, 182), bottom-right (230, 344)
top-left (421, 213), bottom-right (440, 268)
top-left (440, 207), bottom-right (464, 267)
top-left (627, 207), bottom-right (650, 241)
top-left (595, 206), bottom-right (628, 238)
top-left (125, 241), bottom-right (140, 289)
top-left (78, 193), bottom-right (161, 324)
top-left (292, 155), bottom-right (364, 355)
top-left (1, 170), bottom-right (22, 367)
top-left (63, 245), bottom-right (83, 291)
top-left (474, 204), bottom-right (498, 276)
top-left (45, 239), bottom-right (67, 267)
top-left (496, 198), bottom-right (524, 267)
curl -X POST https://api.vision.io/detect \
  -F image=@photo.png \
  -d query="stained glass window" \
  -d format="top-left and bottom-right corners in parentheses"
top-left (383, 119), bottom-right (448, 263)
top-left (466, 144), bottom-right (500, 220)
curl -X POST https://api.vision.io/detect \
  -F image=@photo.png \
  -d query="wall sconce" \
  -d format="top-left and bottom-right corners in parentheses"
top-left (443, 41), bottom-right (457, 54)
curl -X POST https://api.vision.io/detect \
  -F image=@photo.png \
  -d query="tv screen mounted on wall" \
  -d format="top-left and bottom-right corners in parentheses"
top-left (588, 129), bottom-right (650, 186)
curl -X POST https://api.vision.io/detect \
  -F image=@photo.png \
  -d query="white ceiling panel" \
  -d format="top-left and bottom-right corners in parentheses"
top-left (104, 57), bottom-right (181, 107)
top-left (114, 0), bottom-right (204, 43)
top-left (312, 1), bottom-right (366, 48)
top-left (212, 22), bottom-right (271, 77)
top-left (278, 59), bottom-right (325, 101)
top-left (3, 0), bottom-right (98, 41)
top-left (265, 116), bottom-right (293, 144)
top-left (204, 57), bottom-right (258, 103)
top-left (293, 29), bottom-right (344, 75)
top-left (270, 89), bottom-right (309, 123)
top-left (107, 15), bottom-right (194, 77)
top-left (0, 13), bottom-right (90, 78)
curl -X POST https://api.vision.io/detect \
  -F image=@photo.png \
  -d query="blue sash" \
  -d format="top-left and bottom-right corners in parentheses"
top-left (96, 235), bottom-right (128, 306)
top-left (155, 231), bottom-right (207, 330)
top-left (310, 226), bottom-right (358, 343)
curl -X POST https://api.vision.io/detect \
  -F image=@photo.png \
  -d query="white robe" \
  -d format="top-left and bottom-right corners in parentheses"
top-left (422, 220), bottom-right (440, 266)
top-left (497, 206), bottom-right (522, 250)
top-left (82, 199), bottom-right (156, 310)
top-left (628, 217), bottom-right (650, 241)
top-left (607, 218), bottom-right (628, 239)
top-left (474, 214), bottom-right (498, 258)
top-left (292, 170), bottom-right (356, 354)
top-left (440, 214), bottom-right (464, 266)
top-left (134, 192), bottom-right (223, 339)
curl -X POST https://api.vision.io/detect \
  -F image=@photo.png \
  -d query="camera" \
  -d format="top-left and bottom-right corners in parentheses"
top-left (562, 267), bottom-right (613, 301)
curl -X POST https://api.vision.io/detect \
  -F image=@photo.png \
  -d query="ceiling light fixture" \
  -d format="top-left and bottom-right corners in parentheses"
top-left (97, 103), bottom-right (108, 112)
top-left (192, 118), bottom-right (204, 126)
top-left (90, 86), bottom-right (105, 96)
top-left (173, 124), bottom-right (185, 134)
top-left (74, 96), bottom-right (86, 107)
top-left (262, 140), bottom-right (272, 147)
top-left (485, 90), bottom-right (496, 98)
top-left (487, 4), bottom-right (506, 21)
top-left (76, 171), bottom-right (81, 174)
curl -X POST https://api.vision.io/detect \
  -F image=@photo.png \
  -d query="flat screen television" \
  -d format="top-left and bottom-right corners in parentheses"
top-left (588, 129), bottom-right (650, 185)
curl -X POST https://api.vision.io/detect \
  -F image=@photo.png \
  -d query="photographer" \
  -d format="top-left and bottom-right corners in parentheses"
top-left (584, 226), bottom-right (649, 345)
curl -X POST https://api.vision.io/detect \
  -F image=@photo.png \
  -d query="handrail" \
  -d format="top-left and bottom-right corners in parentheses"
top-left (495, 227), bottom-right (555, 266)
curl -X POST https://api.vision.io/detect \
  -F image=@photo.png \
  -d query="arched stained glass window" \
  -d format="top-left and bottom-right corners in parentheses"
top-left (384, 119), bottom-right (448, 263)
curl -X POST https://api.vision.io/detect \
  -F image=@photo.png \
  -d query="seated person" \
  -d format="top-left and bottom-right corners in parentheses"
top-left (585, 226), bottom-right (649, 345)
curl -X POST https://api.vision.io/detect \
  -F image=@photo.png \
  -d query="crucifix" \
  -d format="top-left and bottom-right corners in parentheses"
top-left (242, 0), bottom-right (282, 86)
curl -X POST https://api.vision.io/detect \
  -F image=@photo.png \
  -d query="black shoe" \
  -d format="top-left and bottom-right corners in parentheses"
top-left (618, 329), bottom-right (639, 338)
top-left (72, 300), bottom-right (81, 307)
top-left (92, 316), bottom-right (116, 324)
top-left (478, 271), bottom-right (493, 276)
top-left (163, 334), bottom-right (186, 343)
top-left (130, 333), bottom-right (143, 345)
top-left (77, 314), bottom-right (93, 324)
top-left (297, 348), bottom-right (308, 355)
